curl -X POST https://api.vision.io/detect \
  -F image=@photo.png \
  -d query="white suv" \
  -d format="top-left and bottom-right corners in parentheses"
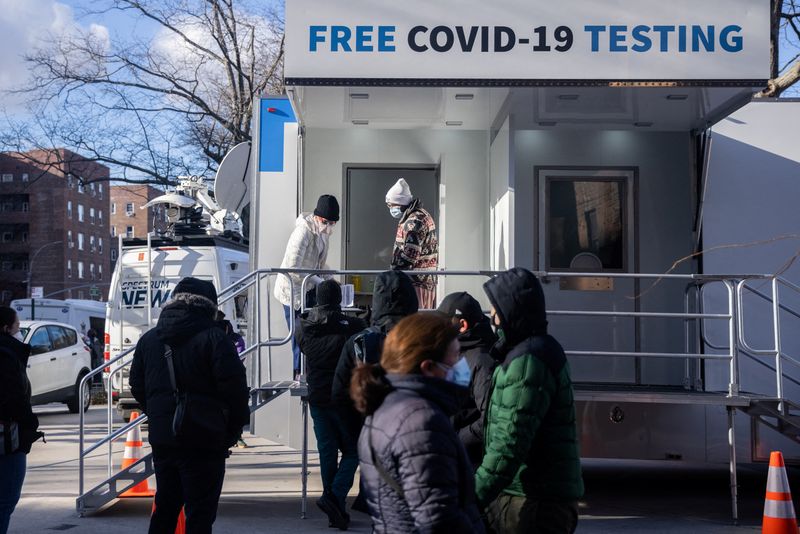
top-left (19, 321), bottom-right (92, 413)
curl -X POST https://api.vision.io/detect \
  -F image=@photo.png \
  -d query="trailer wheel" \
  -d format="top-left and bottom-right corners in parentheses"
top-left (67, 372), bottom-right (91, 413)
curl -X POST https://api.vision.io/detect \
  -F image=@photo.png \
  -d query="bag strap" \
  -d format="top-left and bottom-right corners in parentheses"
top-left (368, 423), bottom-right (405, 499)
top-left (164, 344), bottom-right (179, 395)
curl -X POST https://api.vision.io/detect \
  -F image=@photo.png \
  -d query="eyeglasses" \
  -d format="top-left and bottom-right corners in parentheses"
top-left (320, 219), bottom-right (337, 226)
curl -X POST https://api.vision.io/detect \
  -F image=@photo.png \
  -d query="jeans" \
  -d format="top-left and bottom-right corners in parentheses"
top-left (485, 494), bottom-right (578, 534)
top-left (310, 405), bottom-right (360, 510)
top-left (150, 447), bottom-right (227, 534)
top-left (0, 452), bottom-right (26, 534)
top-left (283, 305), bottom-right (302, 373)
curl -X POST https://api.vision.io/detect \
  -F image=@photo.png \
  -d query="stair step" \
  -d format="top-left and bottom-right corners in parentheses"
top-left (77, 453), bottom-right (155, 516)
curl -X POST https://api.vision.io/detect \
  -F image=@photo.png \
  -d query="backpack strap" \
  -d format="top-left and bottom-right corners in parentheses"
top-left (353, 327), bottom-right (384, 365)
top-left (368, 423), bottom-right (405, 499)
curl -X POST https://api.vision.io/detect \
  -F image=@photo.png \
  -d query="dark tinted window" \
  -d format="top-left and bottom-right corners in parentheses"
top-left (29, 327), bottom-right (52, 354)
top-left (46, 326), bottom-right (69, 350)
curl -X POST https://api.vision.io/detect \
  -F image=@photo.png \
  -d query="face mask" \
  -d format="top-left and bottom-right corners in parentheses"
top-left (316, 219), bottom-right (334, 235)
top-left (13, 331), bottom-right (24, 342)
top-left (389, 206), bottom-right (403, 219)
top-left (443, 357), bottom-right (471, 387)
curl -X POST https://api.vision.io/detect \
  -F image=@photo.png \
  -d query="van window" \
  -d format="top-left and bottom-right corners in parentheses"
top-left (29, 327), bottom-right (52, 354)
top-left (47, 325), bottom-right (71, 350)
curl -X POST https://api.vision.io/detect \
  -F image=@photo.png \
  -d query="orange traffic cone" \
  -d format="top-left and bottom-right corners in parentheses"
top-left (763, 451), bottom-right (799, 534)
top-left (151, 503), bottom-right (186, 534)
top-left (120, 411), bottom-right (155, 498)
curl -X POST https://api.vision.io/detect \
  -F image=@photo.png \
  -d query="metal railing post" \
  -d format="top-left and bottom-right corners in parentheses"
top-left (255, 274), bottom-right (262, 387)
top-left (727, 281), bottom-right (739, 397)
top-left (771, 277), bottom-right (785, 413)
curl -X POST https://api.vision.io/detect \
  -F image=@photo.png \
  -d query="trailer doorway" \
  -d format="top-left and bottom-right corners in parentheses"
top-left (343, 165), bottom-right (439, 294)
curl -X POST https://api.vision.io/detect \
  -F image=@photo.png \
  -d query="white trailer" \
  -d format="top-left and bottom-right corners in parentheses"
top-left (243, 0), bottom-right (800, 477)
top-left (11, 298), bottom-right (106, 339)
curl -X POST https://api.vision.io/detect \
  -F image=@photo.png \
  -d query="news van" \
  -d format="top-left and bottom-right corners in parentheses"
top-left (104, 234), bottom-right (249, 420)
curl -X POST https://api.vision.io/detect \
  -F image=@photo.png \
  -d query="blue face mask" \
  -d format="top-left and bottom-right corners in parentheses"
top-left (389, 206), bottom-right (404, 219)
top-left (442, 357), bottom-right (471, 387)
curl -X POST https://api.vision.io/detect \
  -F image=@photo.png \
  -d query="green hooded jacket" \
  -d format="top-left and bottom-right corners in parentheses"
top-left (475, 267), bottom-right (584, 507)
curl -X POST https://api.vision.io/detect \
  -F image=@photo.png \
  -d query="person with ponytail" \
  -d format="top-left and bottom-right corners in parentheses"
top-left (350, 312), bottom-right (484, 533)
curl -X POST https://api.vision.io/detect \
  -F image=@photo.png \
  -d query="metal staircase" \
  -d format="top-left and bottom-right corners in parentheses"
top-left (742, 398), bottom-right (800, 443)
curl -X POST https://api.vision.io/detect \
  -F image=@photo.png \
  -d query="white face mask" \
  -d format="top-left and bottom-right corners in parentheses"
top-left (389, 206), bottom-right (404, 219)
top-left (13, 331), bottom-right (24, 341)
top-left (315, 219), bottom-right (335, 235)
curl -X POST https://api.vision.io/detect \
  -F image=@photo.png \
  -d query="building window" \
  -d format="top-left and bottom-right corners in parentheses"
top-left (98, 237), bottom-right (103, 254)
top-left (21, 232), bottom-right (27, 243)
top-left (1, 232), bottom-right (11, 243)
top-left (67, 174), bottom-right (73, 188)
top-left (98, 183), bottom-right (103, 199)
top-left (90, 235), bottom-right (95, 252)
top-left (1, 174), bottom-right (12, 183)
top-left (99, 210), bottom-right (103, 224)
top-left (126, 226), bottom-right (134, 238)
top-left (99, 264), bottom-right (103, 280)
top-left (126, 202), bottom-right (134, 216)
top-left (111, 226), bottom-right (116, 237)
top-left (89, 207), bottom-right (95, 224)
top-left (90, 264), bottom-right (95, 280)
top-left (78, 233), bottom-right (85, 251)
top-left (67, 230), bottom-right (73, 248)
top-left (21, 202), bottom-right (29, 212)
top-left (78, 204), bottom-right (84, 222)
top-left (90, 183), bottom-right (96, 196)
top-left (77, 181), bottom-right (85, 194)
top-left (111, 203), bottom-right (116, 215)
top-left (21, 173), bottom-right (28, 182)
top-left (67, 260), bottom-right (72, 278)
top-left (111, 249), bottom-right (118, 261)
top-left (77, 261), bottom-right (84, 279)
top-left (67, 201), bottom-right (72, 218)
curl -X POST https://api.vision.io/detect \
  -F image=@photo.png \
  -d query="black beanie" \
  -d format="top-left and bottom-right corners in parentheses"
top-left (173, 277), bottom-right (218, 306)
top-left (316, 280), bottom-right (342, 308)
top-left (313, 194), bottom-right (340, 222)
top-left (438, 291), bottom-right (486, 327)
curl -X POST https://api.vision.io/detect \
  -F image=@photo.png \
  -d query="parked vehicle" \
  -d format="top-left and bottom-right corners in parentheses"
top-left (19, 320), bottom-right (92, 413)
top-left (11, 299), bottom-right (106, 342)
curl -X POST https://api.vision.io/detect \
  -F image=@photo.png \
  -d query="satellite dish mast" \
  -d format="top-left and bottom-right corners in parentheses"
top-left (213, 141), bottom-right (252, 214)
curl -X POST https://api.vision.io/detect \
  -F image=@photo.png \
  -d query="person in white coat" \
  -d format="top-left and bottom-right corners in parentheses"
top-left (274, 194), bottom-right (340, 378)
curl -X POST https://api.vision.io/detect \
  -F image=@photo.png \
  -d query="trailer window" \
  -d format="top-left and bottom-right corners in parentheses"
top-left (546, 178), bottom-right (627, 271)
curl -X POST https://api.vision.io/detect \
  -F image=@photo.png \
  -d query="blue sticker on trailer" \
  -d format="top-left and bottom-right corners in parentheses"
top-left (259, 98), bottom-right (297, 173)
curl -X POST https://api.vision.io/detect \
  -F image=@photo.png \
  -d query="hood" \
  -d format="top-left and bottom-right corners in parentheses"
top-left (297, 213), bottom-right (319, 233)
top-left (299, 305), bottom-right (341, 327)
top-left (155, 301), bottom-right (215, 346)
top-left (483, 267), bottom-right (547, 347)
top-left (371, 270), bottom-right (419, 330)
top-left (458, 319), bottom-right (497, 352)
top-left (0, 332), bottom-right (31, 367)
top-left (386, 374), bottom-right (466, 416)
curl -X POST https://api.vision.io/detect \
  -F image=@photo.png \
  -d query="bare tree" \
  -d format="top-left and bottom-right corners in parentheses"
top-left (760, 0), bottom-right (800, 97)
top-left (2, 0), bottom-right (284, 187)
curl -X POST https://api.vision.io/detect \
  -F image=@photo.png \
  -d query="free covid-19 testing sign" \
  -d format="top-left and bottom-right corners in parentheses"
top-left (285, 0), bottom-right (771, 85)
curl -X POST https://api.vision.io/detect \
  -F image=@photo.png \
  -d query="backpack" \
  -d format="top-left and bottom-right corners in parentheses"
top-left (353, 326), bottom-right (385, 365)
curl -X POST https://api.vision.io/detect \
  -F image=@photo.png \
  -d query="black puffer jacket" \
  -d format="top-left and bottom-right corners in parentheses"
top-left (295, 305), bottom-right (365, 406)
top-left (129, 302), bottom-right (250, 450)
top-left (452, 320), bottom-right (498, 468)
top-left (358, 374), bottom-right (485, 533)
top-left (0, 333), bottom-right (41, 454)
top-left (331, 271), bottom-right (418, 408)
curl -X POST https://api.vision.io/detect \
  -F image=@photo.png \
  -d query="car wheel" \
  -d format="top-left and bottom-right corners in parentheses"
top-left (67, 372), bottom-right (91, 413)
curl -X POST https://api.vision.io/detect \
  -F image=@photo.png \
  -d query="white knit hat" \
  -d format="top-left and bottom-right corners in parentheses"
top-left (386, 178), bottom-right (413, 205)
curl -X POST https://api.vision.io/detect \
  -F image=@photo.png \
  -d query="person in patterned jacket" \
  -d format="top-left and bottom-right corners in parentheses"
top-left (385, 178), bottom-right (439, 309)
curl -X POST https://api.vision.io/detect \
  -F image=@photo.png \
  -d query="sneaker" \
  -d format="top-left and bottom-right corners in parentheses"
top-left (317, 493), bottom-right (349, 530)
top-left (236, 438), bottom-right (249, 448)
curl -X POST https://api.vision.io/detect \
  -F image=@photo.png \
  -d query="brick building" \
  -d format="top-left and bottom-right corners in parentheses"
top-left (109, 185), bottom-right (165, 270)
top-left (0, 149), bottom-right (111, 304)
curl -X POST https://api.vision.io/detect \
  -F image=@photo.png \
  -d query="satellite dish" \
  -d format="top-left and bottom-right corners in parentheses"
top-left (214, 141), bottom-right (252, 213)
top-left (143, 193), bottom-right (196, 209)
